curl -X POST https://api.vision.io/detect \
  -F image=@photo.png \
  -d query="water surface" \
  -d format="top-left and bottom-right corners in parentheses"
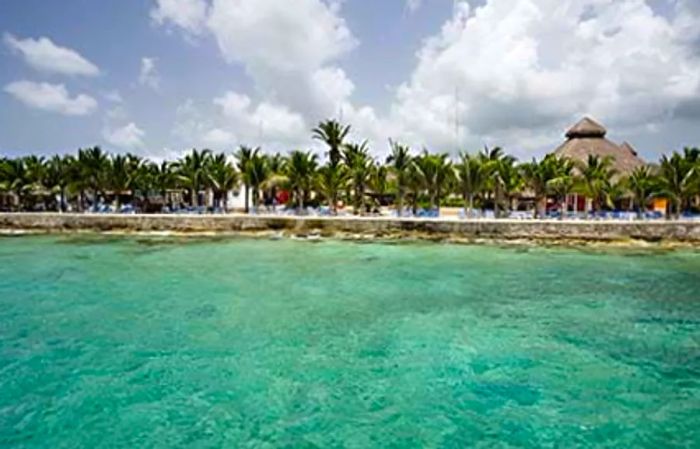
top-left (1, 236), bottom-right (699, 448)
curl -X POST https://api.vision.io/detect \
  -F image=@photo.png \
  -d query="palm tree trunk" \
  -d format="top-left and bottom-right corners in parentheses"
top-left (397, 187), bottom-right (404, 216)
top-left (494, 185), bottom-right (500, 219)
top-left (271, 187), bottom-right (277, 212)
top-left (359, 186), bottom-right (365, 215)
top-left (244, 185), bottom-right (249, 213)
top-left (162, 189), bottom-right (168, 211)
top-left (559, 196), bottom-right (565, 221)
top-left (59, 188), bottom-right (65, 213)
top-left (436, 188), bottom-right (441, 214)
top-left (636, 195), bottom-right (643, 219)
top-left (534, 195), bottom-right (541, 219)
top-left (14, 190), bottom-right (22, 212)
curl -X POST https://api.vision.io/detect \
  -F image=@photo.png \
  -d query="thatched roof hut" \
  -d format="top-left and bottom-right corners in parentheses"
top-left (553, 117), bottom-right (646, 176)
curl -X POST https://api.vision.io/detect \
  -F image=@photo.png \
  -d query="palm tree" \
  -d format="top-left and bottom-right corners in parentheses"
top-left (78, 146), bottom-right (110, 211)
top-left (286, 150), bottom-right (318, 212)
top-left (479, 147), bottom-right (508, 217)
top-left (316, 163), bottom-right (348, 214)
top-left (683, 147), bottom-right (700, 211)
top-left (235, 146), bottom-right (258, 213)
top-left (414, 151), bottom-right (453, 212)
top-left (368, 162), bottom-right (389, 210)
top-left (658, 152), bottom-right (697, 219)
top-left (108, 154), bottom-right (131, 209)
top-left (45, 155), bottom-right (75, 212)
top-left (22, 156), bottom-right (47, 209)
top-left (575, 155), bottom-right (617, 214)
top-left (312, 120), bottom-right (350, 168)
top-left (481, 147), bottom-right (519, 218)
top-left (174, 149), bottom-right (212, 208)
top-left (127, 154), bottom-right (148, 209)
top-left (522, 154), bottom-right (563, 218)
top-left (264, 153), bottom-right (287, 210)
top-left (626, 166), bottom-right (657, 218)
top-left (344, 141), bottom-right (373, 215)
top-left (150, 161), bottom-right (176, 211)
top-left (498, 158), bottom-right (524, 215)
top-left (602, 179), bottom-right (628, 212)
top-left (207, 153), bottom-right (238, 212)
top-left (387, 140), bottom-right (412, 215)
top-left (245, 153), bottom-right (270, 210)
top-left (0, 158), bottom-right (28, 211)
top-left (405, 161), bottom-right (424, 215)
top-left (546, 158), bottom-right (575, 219)
top-left (456, 152), bottom-right (486, 216)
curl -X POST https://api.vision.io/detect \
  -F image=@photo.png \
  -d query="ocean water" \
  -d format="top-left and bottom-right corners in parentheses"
top-left (0, 235), bottom-right (698, 449)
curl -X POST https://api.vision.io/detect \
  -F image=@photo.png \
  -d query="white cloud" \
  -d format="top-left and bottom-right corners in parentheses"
top-left (154, 0), bottom-right (700, 159)
top-left (386, 0), bottom-right (700, 156)
top-left (213, 91), bottom-right (307, 146)
top-left (206, 0), bottom-right (356, 71)
top-left (103, 90), bottom-right (124, 103)
top-left (405, 0), bottom-right (422, 14)
top-left (202, 128), bottom-right (236, 147)
top-left (206, 0), bottom-right (359, 120)
top-left (174, 91), bottom-right (308, 151)
top-left (4, 81), bottom-right (98, 116)
top-left (154, 0), bottom-right (359, 125)
top-left (214, 91), bottom-right (306, 141)
top-left (103, 122), bottom-right (146, 149)
top-left (139, 57), bottom-right (161, 90)
top-left (3, 33), bottom-right (99, 76)
top-left (150, 0), bottom-right (208, 34)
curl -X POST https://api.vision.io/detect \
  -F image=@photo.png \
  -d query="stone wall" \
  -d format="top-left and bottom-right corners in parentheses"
top-left (1, 213), bottom-right (700, 243)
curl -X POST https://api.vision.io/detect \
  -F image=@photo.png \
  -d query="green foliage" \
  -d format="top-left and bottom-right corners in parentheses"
top-left (208, 154), bottom-right (238, 210)
top-left (625, 166), bottom-right (657, 217)
top-left (286, 150), bottom-right (318, 210)
top-left (455, 152), bottom-right (487, 212)
top-left (316, 163), bottom-right (348, 214)
top-left (313, 120), bottom-right (350, 168)
top-left (1, 120), bottom-right (697, 218)
top-left (574, 155), bottom-right (617, 213)
top-left (387, 140), bottom-right (412, 212)
top-left (657, 149), bottom-right (698, 217)
top-left (344, 141), bottom-right (373, 214)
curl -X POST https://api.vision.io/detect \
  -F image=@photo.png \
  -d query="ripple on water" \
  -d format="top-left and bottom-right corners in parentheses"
top-left (0, 236), bottom-right (698, 448)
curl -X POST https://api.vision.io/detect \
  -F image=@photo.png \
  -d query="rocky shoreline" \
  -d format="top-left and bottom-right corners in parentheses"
top-left (1, 213), bottom-right (699, 249)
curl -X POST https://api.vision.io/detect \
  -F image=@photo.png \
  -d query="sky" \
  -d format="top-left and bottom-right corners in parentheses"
top-left (1, 0), bottom-right (699, 162)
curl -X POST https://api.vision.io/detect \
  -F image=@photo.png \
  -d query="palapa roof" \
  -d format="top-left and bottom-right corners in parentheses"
top-left (553, 117), bottom-right (646, 176)
top-left (565, 117), bottom-right (607, 138)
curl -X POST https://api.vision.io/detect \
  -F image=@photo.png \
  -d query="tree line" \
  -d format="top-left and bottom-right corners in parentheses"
top-left (1, 120), bottom-right (699, 218)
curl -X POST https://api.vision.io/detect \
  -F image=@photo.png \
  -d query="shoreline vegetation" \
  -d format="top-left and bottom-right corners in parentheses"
top-left (1, 212), bottom-right (699, 248)
top-left (1, 118), bottom-right (699, 222)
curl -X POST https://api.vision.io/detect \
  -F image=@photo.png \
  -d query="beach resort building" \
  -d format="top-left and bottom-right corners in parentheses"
top-left (551, 117), bottom-right (647, 212)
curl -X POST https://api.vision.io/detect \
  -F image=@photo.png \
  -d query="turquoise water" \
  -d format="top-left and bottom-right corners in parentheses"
top-left (0, 236), bottom-right (699, 448)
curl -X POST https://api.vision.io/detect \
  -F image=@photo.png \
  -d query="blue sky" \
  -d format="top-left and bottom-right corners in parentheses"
top-left (1, 0), bottom-right (699, 162)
